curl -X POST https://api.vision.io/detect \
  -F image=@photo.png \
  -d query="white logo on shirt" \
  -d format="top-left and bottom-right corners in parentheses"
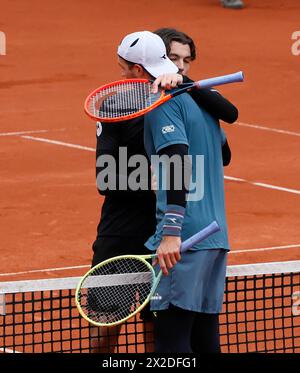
top-left (162, 125), bottom-right (175, 134)
top-left (96, 122), bottom-right (102, 137)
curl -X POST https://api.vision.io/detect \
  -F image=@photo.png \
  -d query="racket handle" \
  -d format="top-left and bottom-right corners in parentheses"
top-left (180, 221), bottom-right (220, 253)
top-left (195, 71), bottom-right (244, 89)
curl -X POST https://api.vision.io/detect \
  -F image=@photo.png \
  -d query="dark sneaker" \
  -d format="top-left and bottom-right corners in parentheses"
top-left (221, 0), bottom-right (244, 9)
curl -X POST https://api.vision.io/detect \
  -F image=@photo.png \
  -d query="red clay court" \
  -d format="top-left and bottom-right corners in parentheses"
top-left (0, 0), bottom-right (299, 354)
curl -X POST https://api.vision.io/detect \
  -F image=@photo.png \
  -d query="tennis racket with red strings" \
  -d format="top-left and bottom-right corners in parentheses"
top-left (84, 71), bottom-right (244, 123)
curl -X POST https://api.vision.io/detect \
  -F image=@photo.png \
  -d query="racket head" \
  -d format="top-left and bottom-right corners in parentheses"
top-left (84, 79), bottom-right (168, 122)
top-left (75, 254), bottom-right (157, 327)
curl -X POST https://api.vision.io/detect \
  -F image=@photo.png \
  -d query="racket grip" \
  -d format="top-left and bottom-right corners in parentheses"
top-left (195, 71), bottom-right (244, 89)
top-left (180, 221), bottom-right (220, 253)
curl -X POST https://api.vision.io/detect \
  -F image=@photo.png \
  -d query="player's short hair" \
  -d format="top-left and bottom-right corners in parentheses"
top-left (119, 56), bottom-right (136, 67)
top-left (154, 28), bottom-right (196, 61)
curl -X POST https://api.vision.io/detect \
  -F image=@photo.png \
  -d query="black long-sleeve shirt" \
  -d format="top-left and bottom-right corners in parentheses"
top-left (95, 117), bottom-right (156, 238)
top-left (182, 75), bottom-right (238, 124)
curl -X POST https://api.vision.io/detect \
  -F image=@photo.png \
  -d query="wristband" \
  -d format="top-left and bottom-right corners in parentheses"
top-left (162, 204), bottom-right (185, 237)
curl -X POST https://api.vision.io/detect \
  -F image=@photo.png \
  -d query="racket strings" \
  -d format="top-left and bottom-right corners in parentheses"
top-left (89, 81), bottom-right (161, 119)
top-left (78, 257), bottom-right (154, 324)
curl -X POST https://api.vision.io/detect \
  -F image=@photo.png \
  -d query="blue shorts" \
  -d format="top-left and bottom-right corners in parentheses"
top-left (151, 249), bottom-right (228, 314)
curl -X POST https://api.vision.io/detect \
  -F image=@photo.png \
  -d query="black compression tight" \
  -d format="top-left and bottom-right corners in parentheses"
top-left (154, 304), bottom-right (221, 353)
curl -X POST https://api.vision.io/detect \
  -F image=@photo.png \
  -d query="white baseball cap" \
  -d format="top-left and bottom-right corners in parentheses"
top-left (117, 31), bottom-right (178, 78)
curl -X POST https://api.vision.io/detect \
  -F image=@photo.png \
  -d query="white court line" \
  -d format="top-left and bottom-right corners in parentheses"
top-left (231, 243), bottom-right (300, 254)
top-left (0, 244), bottom-right (300, 277)
top-left (0, 129), bottom-right (50, 137)
top-left (236, 121), bottom-right (300, 137)
top-left (225, 175), bottom-right (300, 195)
top-left (0, 265), bottom-right (90, 277)
top-left (0, 347), bottom-right (22, 353)
top-left (21, 135), bottom-right (95, 152)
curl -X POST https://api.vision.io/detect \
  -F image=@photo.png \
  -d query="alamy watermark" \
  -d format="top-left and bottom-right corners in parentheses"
top-left (0, 294), bottom-right (5, 315)
top-left (291, 31), bottom-right (300, 56)
top-left (292, 291), bottom-right (300, 316)
top-left (96, 147), bottom-right (204, 202)
top-left (0, 31), bottom-right (6, 55)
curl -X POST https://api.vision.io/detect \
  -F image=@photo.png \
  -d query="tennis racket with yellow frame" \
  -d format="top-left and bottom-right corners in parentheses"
top-left (75, 221), bottom-right (220, 327)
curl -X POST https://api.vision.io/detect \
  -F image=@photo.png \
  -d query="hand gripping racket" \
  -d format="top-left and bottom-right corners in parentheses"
top-left (84, 71), bottom-right (244, 123)
top-left (75, 221), bottom-right (220, 327)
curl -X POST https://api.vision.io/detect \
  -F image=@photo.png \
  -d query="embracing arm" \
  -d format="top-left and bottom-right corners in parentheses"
top-left (220, 127), bottom-right (231, 167)
top-left (157, 143), bottom-right (190, 210)
top-left (154, 143), bottom-right (191, 275)
top-left (184, 74), bottom-right (233, 166)
top-left (222, 139), bottom-right (231, 166)
top-left (151, 73), bottom-right (238, 124)
top-left (183, 75), bottom-right (238, 124)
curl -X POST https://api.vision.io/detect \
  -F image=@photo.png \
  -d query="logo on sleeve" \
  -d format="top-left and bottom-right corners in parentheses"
top-left (162, 125), bottom-right (175, 134)
top-left (96, 122), bottom-right (102, 137)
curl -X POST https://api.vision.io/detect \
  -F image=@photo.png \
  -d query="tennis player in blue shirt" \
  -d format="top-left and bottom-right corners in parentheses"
top-left (118, 31), bottom-right (230, 353)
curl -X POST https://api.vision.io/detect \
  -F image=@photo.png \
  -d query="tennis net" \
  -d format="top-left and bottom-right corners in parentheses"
top-left (0, 260), bottom-right (300, 353)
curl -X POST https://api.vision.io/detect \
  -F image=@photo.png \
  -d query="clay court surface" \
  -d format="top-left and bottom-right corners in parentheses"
top-left (0, 0), bottom-right (299, 281)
